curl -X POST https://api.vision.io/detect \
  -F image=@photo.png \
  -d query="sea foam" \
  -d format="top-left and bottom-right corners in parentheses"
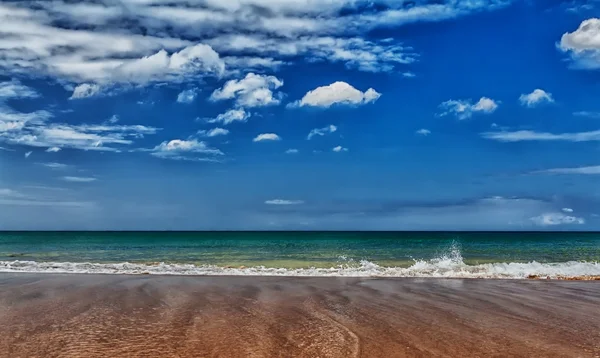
top-left (1, 244), bottom-right (599, 279)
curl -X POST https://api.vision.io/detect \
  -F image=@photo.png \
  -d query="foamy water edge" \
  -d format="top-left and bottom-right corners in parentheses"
top-left (2, 259), bottom-right (599, 279)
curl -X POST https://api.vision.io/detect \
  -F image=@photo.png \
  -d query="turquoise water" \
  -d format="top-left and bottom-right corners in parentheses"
top-left (1, 232), bottom-right (599, 278)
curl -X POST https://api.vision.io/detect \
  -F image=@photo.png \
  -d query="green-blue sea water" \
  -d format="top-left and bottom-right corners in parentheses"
top-left (1, 231), bottom-right (600, 268)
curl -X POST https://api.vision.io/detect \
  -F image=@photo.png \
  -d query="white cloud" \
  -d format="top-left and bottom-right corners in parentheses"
top-left (207, 108), bottom-right (250, 125)
top-left (46, 147), bottom-right (61, 152)
top-left (530, 213), bottom-right (585, 226)
top-left (519, 89), bottom-right (554, 107)
top-left (534, 165), bottom-right (600, 174)
top-left (292, 82), bottom-right (381, 108)
top-left (210, 73), bottom-right (283, 108)
top-left (481, 129), bottom-right (600, 142)
top-left (562, 208), bottom-right (574, 213)
top-left (402, 72), bottom-right (416, 78)
top-left (253, 133), bottom-right (281, 142)
top-left (307, 125), bottom-right (337, 140)
top-left (416, 128), bottom-right (431, 136)
top-left (70, 84), bottom-right (102, 99)
top-left (107, 115), bottom-right (119, 124)
top-left (62, 176), bottom-right (97, 183)
top-left (265, 199), bottom-right (304, 205)
top-left (198, 127), bottom-right (229, 137)
top-left (439, 97), bottom-right (499, 119)
top-left (285, 148), bottom-right (299, 154)
top-left (24, 151), bottom-right (32, 158)
top-left (333, 145), bottom-right (348, 152)
top-left (0, 0), bottom-right (512, 91)
top-left (150, 139), bottom-right (223, 161)
top-left (2, 122), bottom-right (160, 152)
top-left (0, 80), bottom-right (39, 99)
top-left (177, 88), bottom-right (198, 103)
top-left (209, 35), bottom-right (416, 73)
top-left (559, 18), bottom-right (600, 69)
top-left (39, 162), bottom-right (68, 170)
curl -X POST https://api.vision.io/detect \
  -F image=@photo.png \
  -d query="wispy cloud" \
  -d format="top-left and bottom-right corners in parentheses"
top-left (285, 148), bottom-right (299, 154)
top-left (307, 125), bottom-right (337, 140)
top-left (61, 176), bottom-right (97, 183)
top-left (148, 139), bottom-right (223, 161)
top-left (530, 213), bottom-right (585, 226)
top-left (482, 129), bottom-right (600, 142)
top-left (439, 97), bottom-right (499, 119)
top-left (533, 165), bottom-right (600, 175)
top-left (265, 199), bottom-right (304, 205)
top-left (333, 145), bottom-right (348, 152)
top-left (290, 82), bottom-right (380, 108)
top-left (574, 111), bottom-right (600, 119)
top-left (38, 162), bottom-right (69, 170)
top-left (0, 187), bottom-right (92, 207)
top-left (0, 0), bottom-right (512, 93)
top-left (198, 128), bottom-right (229, 137)
top-left (416, 128), bottom-right (431, 136)
top-left (253, 133), bottom-right (281, 142)
top-left (206, 108), bottom-right (250, 125)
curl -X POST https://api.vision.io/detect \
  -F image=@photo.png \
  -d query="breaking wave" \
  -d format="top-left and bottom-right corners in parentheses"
top-left (1, 243), bottom-right (599, 279)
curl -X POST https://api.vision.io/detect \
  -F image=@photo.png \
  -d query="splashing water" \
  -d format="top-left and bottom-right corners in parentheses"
top-left (1, 240), bottom-right (599, 279)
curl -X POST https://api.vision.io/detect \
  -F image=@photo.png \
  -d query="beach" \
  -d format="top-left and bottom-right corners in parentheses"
top-left (0, 274), bottom-right (599, 357)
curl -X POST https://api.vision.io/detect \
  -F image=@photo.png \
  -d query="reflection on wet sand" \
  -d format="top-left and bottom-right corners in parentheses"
top-left (0, 274), bottom-right (599, 357)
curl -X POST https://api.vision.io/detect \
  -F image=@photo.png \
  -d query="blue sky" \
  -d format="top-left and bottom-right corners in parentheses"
top-left (1, 0), bottom-right (600, 230)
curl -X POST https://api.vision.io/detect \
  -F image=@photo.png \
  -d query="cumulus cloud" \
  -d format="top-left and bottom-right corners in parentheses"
top-left (333, 145), bottom-right (348, 152)
top-left (559, 18), bottom-right (600, 69)
top-left (70, 84), bottom-right (102, 99)
top-left (416, 128), bottom-right (431, 135)
top-left (177, 89), bottom-right (198, 104)
top-left (210, 73), bottom-right (283, 108)
top-left (530, 213), bottom-right (585, 226)
top-left (519, 89), bottom-right (554, 107)
top-left (481, 129), bottom-right (600, 142)
top-left (206, 108), bottom-right (251, 125)
top-left (253, 133), bottom-right (281, 142)
top-left (291, 82), bottom-right (381, 108)
top-left (562, 208), bottom-right (574, 213)
top-left (265, 199), bottom-right (304, 205)
top-left (46, 147), bottom-right (61, 153)
top-left (62, 176), bottom-right (97, 183)
top-left (307, 125), bottom-right (337, 140)
top-left (150, 139), bottom-right (223, 161)
top-left (439, 97), bottom-right (499, 119)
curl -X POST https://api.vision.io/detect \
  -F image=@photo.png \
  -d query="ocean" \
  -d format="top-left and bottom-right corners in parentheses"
top-left (1, 231), bottom-right (599, 278)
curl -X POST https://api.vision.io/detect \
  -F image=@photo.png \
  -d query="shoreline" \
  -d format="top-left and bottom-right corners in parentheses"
top-left (1, 270), bottom-right (600, 280)
top-left (1, 273), bottom-right (599, 357)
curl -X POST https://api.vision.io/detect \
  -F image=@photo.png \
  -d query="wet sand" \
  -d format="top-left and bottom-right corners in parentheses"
top-left (0, 274), bottom-right (599, 358)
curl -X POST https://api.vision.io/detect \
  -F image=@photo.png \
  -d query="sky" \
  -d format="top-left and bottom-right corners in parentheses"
top-left (1, 0), bottom-right (600, 230)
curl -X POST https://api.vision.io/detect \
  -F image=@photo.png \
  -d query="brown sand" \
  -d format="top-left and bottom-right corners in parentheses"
top-left (0, 274), bottom-right (599, 358)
